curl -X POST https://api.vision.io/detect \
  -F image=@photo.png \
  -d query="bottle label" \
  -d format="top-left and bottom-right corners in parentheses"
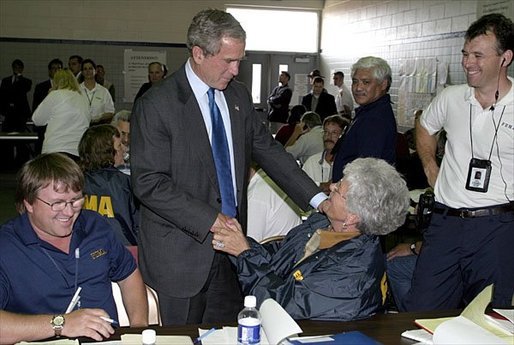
top-left (237, 324), bottom-right (260, 345)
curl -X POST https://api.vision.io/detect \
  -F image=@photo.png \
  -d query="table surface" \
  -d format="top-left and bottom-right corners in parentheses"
top-left (107, 310), bottom-right (461, 345)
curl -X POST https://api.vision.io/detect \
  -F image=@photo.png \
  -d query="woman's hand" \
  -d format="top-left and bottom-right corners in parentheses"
top-left (210, 217), bottom-right (250, 256)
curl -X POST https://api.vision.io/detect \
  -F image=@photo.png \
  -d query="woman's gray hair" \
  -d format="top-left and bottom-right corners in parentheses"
top-left (351, 56), bottom-right (392, 92)
top-left (343, 158), bottom-right (409, 235)
top-left (187, 9), bottom-right (246, 57)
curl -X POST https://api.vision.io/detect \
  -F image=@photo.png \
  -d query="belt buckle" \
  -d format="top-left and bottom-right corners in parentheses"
top-left (459, 210), bottom-right (470, 218)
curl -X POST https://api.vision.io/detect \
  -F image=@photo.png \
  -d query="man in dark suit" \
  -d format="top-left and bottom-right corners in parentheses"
top-left (131, 9), bottom-right (326, 326)
top-left (32, 58), bottom-right (63, 154)
top-left (0, 59), bottom-right (32, 132)
top-left (267, 71), bottom-right (292, 131)
top-left (301, 76), bottom-right (337, 122)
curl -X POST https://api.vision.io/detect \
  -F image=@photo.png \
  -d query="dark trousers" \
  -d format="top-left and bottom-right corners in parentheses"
top-left (157, 252), bottom-right (243, 325)
top-left (404, 206), bottom-right (514, 311)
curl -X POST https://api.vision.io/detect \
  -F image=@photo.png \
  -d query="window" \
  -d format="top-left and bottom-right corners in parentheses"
top-left (227, 8), bottom-right (318, 53)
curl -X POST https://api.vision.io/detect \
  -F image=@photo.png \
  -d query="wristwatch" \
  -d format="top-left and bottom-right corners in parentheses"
top-left (410, 243), bottom-right (418, 255)
top-left (51, 314), bottom-right (65, 337)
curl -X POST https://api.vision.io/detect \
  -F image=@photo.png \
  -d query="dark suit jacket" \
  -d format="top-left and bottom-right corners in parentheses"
top-left (301, 92), bottom-right (337, 122)
top-left (131, 64), bottom-right (320, 298)
top-left (32, 79), bottom-right (52, 111)
top-left (267, 84), bottom-right (292, 123)
top-left (0, 75), bottom-right (32, 131)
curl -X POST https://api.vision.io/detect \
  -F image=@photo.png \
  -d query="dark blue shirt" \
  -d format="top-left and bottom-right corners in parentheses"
top-left (0, 210), bottom-right (136, 322)
top-left (332, 94), bottom-right (397, 182)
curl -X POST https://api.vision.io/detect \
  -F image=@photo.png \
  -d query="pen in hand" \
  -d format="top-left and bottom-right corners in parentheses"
top-left (100, 316), bottom-right (119, 325)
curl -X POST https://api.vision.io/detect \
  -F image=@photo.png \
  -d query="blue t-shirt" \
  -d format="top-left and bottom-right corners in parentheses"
top-left (0, 210), bottom-right (136, 322)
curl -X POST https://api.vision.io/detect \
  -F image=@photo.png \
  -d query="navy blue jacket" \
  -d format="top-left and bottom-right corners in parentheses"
top-left (332, 94), bottom-right (397, 182)
top-left (83, 167), bottom-right (140, 245)
top-left (234, 213), bottom-right (384, 321)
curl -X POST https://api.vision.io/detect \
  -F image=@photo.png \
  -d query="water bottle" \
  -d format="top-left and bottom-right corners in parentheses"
top-left (237, 295), bottom-right (261, 345)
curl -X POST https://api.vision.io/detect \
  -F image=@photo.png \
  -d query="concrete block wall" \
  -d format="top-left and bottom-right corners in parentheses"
top-left (320, 0), bottom-right (512, 129)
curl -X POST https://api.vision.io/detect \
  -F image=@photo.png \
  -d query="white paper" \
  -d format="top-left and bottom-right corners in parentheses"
top-left (433, 316), bottom-right (507, 344)
top-left (260, 298), bottom-right (303, 345)
top-left (121, 334), bottom-right (193, 345)
top-left (401, 329), bottom-right (433, 344)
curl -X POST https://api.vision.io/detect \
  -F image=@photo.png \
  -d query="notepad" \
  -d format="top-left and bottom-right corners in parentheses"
top-left (120, 334), bottom-right (193, 345)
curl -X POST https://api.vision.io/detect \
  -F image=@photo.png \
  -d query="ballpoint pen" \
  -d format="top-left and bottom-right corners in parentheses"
top-left (194, 327), bottom-right (216, 344)
top-left (100, 316), bottom-right (119, 325)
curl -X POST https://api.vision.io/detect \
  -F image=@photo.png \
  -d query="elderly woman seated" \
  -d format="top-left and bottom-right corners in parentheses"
top-left (211, 157), bottom-right (409, 321)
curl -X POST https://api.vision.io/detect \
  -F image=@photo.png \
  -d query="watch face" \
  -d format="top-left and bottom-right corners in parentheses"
top-left (52, 315), bottom-right (65, 327)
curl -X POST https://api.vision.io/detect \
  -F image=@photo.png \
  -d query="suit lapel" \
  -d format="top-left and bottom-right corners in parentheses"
top-left (175, 67), bottom-right (220, 190)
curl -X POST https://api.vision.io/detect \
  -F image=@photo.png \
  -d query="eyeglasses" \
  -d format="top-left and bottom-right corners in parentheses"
top-left (36, 196), bottom-right (85, 212)
top-left (332, 181), bottom-right (347, 200)
top-left (323, 130), bottom-right (342, 137)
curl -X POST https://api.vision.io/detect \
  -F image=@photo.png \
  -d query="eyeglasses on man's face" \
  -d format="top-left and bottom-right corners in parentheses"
top-left (36, 196), bottom-right (85, 212)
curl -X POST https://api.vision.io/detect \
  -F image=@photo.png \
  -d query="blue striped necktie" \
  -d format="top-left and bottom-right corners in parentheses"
top-left (207, 88), bottom-right (237, 217)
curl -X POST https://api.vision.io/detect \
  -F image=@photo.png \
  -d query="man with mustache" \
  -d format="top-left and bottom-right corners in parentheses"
top-left (302, 115), bottom-right (348, 193)
top-left (331, 56), bottom-right (397, 182)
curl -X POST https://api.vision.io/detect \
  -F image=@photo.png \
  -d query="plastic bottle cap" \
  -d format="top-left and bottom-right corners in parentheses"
top-left (244, 295), bottom-right (257, 308)
top-left (142, 329), bottom-right (156, 344)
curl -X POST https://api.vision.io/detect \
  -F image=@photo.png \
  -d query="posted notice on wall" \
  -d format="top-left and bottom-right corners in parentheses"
top-left (123, 49), bottom-right (166, 103)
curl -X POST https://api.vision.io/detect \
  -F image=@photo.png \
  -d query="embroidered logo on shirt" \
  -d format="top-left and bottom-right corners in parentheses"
top-left (293, 270), bottom-right (304, 281)
top-left (90, 249), bottom-right (107, 259)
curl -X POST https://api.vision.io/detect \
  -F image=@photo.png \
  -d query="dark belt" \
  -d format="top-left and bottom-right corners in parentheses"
top-left (433, 203), bottom-right (514, 218)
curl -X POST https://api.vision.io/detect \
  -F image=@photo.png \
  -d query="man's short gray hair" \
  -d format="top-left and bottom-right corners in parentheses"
top-left (343, 158), bottom-right (409, 235)
top-left (351, 56), bottom-right (392, 92)
top-left (111, 110), bottom-right (131, 125)
top-left (301, 111), bottom-right (322, 129)
top-left (187, 9), bottom-right (246, 57)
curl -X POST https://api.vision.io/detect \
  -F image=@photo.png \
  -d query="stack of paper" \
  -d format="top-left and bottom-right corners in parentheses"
top-left (402, 285), bottom-right (514, 344)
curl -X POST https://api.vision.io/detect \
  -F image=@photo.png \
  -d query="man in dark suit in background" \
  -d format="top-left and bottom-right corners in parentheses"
top-left (0, 59), bottom-right (32, 132)
top-left (131, 9), bottom-right (326, 326)
top-left (302, 76), bottom-right (337, 122)
top-left (32, 58), bottom-right (63, 154)
top-left (267, 71), bottom-right (292, 132)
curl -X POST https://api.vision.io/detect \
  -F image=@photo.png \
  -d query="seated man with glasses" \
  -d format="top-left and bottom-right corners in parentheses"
top-left (302, 115), bottom-right (349, 194)
top-left (0, 153), bottom-right (148, 343)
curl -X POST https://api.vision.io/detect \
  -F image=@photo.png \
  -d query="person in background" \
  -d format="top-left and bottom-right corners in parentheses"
top-left (134, 61), bottom-right (167, 101)
top-left (32, 58), bottom-right (63, 155)
top-left (211, 158), bottom-right (409, 321)
top-left (80, 59), bottom-right (115, 124)
top-left (285, 111), bottom-right (324, 165)
top-left (131, 8), bottom-right (326, 326)
top-left (246, 163), bottom-right (302, 242)
top-left (301, 76), bottom-right (337, 122)
top-left (0, 153), bottom-right (148, 344)
top-left (79, 124), bottom-right (139, 246)
top-left (96, 64), bottom-right (115, 101)
top-left (274, 104), bottom-right (306, 146)
top-left (332, 71), bottom-right (354, 119)
top-left (302, 115), bottom-right (348, 193)
top-left (68, 55), bottom-right (83, 80)
top-left (0, 59), bottom-right (32, 132)
top-left (32, 69), bottom-right (90, 160)
top-left (404, 13), bottom-right (514, 311)
top-left (386, 240), bottom-right (422, 311)
top-left (332, 56), bottom-right (397, 182)
top-left (267, 71), bottom-right (292, 133)
top-left (111, 110), bottom-right (131, 174)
